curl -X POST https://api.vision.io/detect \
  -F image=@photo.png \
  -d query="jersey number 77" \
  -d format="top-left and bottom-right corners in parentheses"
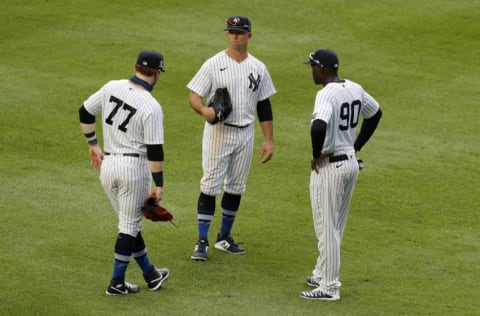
top-left (106, 95), bottom-right (137, 132)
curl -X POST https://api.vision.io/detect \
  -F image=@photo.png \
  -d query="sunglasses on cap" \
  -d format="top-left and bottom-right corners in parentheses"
top-left (227, 18), bottom-right (249, 27)
top-left (309, 52), bottom-right (324, 67)
top-left (225, 16), bottom-right (251, 32)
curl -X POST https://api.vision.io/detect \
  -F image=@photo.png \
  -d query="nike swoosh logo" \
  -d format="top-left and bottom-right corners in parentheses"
top-left (335, 163), bottom-right (343, 168)
top-left (220, 67), bottom-right (227, 71)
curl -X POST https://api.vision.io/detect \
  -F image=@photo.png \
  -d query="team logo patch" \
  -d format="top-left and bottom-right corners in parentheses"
top-left (248, 73), bottom-right (261, 92)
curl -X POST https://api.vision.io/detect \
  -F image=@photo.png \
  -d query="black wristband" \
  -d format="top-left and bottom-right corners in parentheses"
top-left (152, 172), bottom-right (163, 187)
top-left (84, 132), bottom-right (98, 146)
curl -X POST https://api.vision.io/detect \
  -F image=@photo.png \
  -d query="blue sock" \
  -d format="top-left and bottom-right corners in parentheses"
top-left (197, 192), bottom-right (216, 240)
top-left (220, 193), bottom-right (241, 236)
top-left (132, 233), bottom-right (153, 275)
top-left (198, 220), bottom-right (211, 240)
top-left (134, 250), bottom-right (153, 275)
top-left (221, 210), bottom-right (236, 234)
top-left (112, 233), bottom-right (134, 281)
top-left (112, 258), bottom-right (130, 280)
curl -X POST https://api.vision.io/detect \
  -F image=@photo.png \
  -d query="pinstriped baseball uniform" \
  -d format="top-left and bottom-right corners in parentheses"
top-left (83, 79), bottom-right (164, 236)
top-left (187, 51), bottom-right (276, 195)
top-left (310, 79), bottom-right (380, 296)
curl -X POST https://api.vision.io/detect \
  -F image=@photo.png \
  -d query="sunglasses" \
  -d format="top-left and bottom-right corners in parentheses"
top-left (309, 52), bottom-right (323, 66)
top-left (227, 18), bottom-right (249, 27)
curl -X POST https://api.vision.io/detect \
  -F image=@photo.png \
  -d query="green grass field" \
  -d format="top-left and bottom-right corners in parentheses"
top-left (1, 0), bottom-right (479, 315)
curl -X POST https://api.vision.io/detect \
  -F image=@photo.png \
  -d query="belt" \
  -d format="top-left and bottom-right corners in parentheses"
top-left (105, 152), bottom-right (139, 158)
top-left (224, 123), bottom-right (250, 129)
top-left (329, 154), bottom-right (348, 163)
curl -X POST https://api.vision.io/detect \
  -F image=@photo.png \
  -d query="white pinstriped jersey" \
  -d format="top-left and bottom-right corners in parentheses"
top-left (187, 50), bottom-right (276, 126)
top-left (311, 79), bottom-right (379, 155)
top-left (83, 80), bottom-right (164, 154)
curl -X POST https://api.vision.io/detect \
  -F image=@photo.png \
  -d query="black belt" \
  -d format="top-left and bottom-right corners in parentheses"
top-left (224, 123), bottom-right (250, 129)
top-left (105, 152), bottom-right (139, 158)
top-left (329, 154), bottom-right (348, 163)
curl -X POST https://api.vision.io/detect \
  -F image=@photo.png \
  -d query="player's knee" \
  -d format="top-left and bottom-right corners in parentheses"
top-left (132, 232), bottom-right (146, 253)
top-left (198, 192), bottom-right (216, 212)
top-left (115, 233), bottom-right (137, 253)
top-left (221, 192), bottom-right (241, 211)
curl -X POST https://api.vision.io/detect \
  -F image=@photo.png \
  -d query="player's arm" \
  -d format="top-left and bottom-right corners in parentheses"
top-left (188, 90), bottom-right (216, 123)
top-left (310, 119), bottom-right (327, 173)
top-left (79, 105), bottom-right (104, 169)
top-left (147, 144), bottom-right (165, 201)
top-left (354, 109), bottom-right (382, 152)
top-left (257, 98), bottom-right (274, 163)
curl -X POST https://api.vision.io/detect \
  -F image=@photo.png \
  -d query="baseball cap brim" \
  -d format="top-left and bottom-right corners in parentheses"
top-left (224, 27), bottom-right (249, 32)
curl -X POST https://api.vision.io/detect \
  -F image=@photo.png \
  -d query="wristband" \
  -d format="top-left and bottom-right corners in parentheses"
top-left (152, 172), bottom-right (163, 187)
top-left (84, 132), bottom-right (98, 146)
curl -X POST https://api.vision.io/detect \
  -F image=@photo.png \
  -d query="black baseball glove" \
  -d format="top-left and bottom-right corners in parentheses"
top-left (142, 195), bottom-right (174, 222)
top-left (208, 88), bottom-right (232, 124)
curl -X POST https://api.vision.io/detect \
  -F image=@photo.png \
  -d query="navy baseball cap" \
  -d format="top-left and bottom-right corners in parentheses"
top-left (136, 50), bottom-right (165, 72)
top-left (303, 49), bottom-right (339, 69)
top-left (225, 16), bottom-right (251, 33)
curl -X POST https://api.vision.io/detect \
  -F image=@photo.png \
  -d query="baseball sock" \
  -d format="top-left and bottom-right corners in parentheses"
top-left (197, 192), bottom-right (216, 239)
top-left (132, 232), bottom-right (153, 275)
top-left (220, 192), bottom-right (241, 235)
top-left (111, 233), bottom-right (135, 281)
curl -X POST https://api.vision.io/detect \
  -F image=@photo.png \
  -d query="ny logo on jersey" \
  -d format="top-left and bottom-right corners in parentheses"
top-left (248, 73), bottom-right (261, 92)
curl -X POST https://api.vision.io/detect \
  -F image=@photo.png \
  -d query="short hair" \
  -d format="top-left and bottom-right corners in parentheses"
top-left (135, 64), bottom-right (158, 77)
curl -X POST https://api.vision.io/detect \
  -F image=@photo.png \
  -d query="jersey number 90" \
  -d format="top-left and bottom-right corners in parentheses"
top-left (339, 100), bottom-right (361, 131)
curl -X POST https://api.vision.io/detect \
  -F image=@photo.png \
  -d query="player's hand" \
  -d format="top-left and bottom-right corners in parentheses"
top-left (311, 157), bottom-right (321, 174)
top-left (204, 107), bottom-right (217, 124)
top-left (88, 145), bottom-right (104, 170)
top-left (357, 158), bottom-right (364, 170)
top-left (151, 186), bottom-right (164, 202)
top-left (260, 140), bottom-right (274, 163)
top-left (188, 91), bottom-right (216, 123)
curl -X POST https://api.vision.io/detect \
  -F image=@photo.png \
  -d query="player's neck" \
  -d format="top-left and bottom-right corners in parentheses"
top-left (226, 47), bottom-right (248, 63)
top-left (324, 75), bottom-right (343, 86)
top-left (130, 74), bottom-right (154, 92)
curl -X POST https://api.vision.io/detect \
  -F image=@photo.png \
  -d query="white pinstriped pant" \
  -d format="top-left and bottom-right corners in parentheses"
top-left (100, 154), bottom-right (150, 237)
top-left (309, 154), bottom-right (359, 295)
top-left (200, 123), bottom-right (254, 196)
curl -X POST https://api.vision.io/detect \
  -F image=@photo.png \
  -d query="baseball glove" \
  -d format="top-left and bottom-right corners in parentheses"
top-left (208, 88), bottom-right (232, 124)
top-left (142, 195), bottom-right (174, 222)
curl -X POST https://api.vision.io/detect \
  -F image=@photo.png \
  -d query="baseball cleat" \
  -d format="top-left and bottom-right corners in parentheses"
top-left (105, 280), bottom-right (140, 296)
top-left (144, 266), bottom-right (169, 291)
top-left (299, 288), bottom-right (340, 301)
top-left (305, 276), bottom-right (321, 287)
top-left (214, 234), bottom-right (245, 254)
top-left (191, 239), bottom-right (209, 261)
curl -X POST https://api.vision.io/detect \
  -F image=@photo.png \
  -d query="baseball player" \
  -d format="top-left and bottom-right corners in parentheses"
top-left (79, 50), bottom-right (170, 295)
top-left (299, 49), bottom-right (382, 300)
top-left (187, 16), bottom-right (276, 261)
